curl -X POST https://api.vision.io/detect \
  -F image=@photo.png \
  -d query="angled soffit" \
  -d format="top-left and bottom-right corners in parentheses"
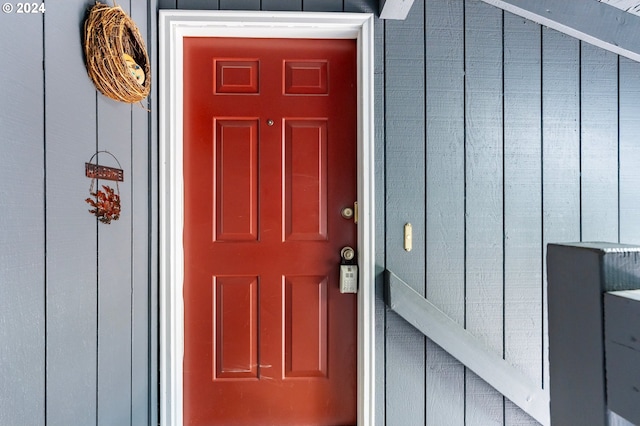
top-left (381, 0), bottom-right (640, 63)
top-left (599, 0), bottom-right (640, 16)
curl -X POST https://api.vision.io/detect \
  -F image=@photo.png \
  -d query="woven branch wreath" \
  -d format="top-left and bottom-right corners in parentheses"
top-left (85, 151), bottom-right (123, 224)
top-left (84, 1), bottom-right (151, 104)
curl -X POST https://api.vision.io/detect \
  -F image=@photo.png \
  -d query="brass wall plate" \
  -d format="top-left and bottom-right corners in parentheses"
top-left (404, 223), bottom-right (412, 252)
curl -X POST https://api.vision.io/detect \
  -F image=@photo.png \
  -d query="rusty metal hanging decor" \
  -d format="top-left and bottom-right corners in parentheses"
top-left (85, 151), bottom-right (123, 224)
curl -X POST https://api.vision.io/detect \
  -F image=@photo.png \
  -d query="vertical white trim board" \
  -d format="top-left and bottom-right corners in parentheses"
top-left (159, 10), bottom-right (376, 426)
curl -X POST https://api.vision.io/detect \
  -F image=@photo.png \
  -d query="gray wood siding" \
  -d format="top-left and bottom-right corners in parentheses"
top-left (503, 13), bottom-right (542, 425)
top-left (1, 0), bottom-right (156, 425)
top-left (619, 57), bottom-right (640, 245)
top-left (374, 13), bottom-right (387, 426)
top-left (581, 44), bottom-right (619, 242)
top-left (45, 1), bottom-right (98, 424)
top-left (425, 0), bottom-right (466, 423)
top-left (541, 27), bottom-right (581, 396)
top-left (2, 0), bottom-right (640, 425)
top-left (0, 8), bottom-right (45, 426)
top-left (465, 1), bottom-right (505, 423)
top-left (379, 0), bottom-right (640, 424)
top-left (385, 1), bottom-right (427, 424)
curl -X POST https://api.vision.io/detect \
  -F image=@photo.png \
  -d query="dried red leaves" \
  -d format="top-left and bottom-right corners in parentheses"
top-left (86, 184), bottom-right (121, 224)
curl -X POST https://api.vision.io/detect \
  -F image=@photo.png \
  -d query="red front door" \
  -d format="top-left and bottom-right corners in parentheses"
top-left (183, 37), bottom-right (358, 425)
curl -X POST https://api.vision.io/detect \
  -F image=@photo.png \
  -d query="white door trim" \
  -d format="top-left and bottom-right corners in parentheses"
top-left (158, 11), bottom-right (375, 426)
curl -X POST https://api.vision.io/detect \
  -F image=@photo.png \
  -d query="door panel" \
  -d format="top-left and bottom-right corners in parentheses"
top-left (214, 276), bottom-right (259, 379)
top-left (284, 60), bottom-right (328, 94)
top-left (214, 119), bottom-right (259, 241)
top-left (184, 37), bottom-right (357, 426)
top-left (284, 275), bottom-right (328, 378)
top-left (284, 119), bottom-right (328, 241)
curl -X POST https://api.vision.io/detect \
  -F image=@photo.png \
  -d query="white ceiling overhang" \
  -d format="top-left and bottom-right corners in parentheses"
top-left (380, 0), bottom-right (640, 63)
top-left (599, 0), bottom-right (640, 15)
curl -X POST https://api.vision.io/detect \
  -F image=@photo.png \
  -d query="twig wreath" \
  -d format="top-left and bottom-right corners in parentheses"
top-left (83, 1), bottom-right (151, 104)
top-left (85, 151), bottom-right (123, 225)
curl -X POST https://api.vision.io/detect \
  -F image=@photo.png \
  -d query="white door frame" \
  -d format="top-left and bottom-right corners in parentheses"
top-left (159, 10), bottom-right (375, 426)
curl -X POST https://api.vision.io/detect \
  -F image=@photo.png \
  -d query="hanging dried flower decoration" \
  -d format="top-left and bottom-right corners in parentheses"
top-left (86, 183), bottom-right (121, 224)
top-left (85, 151), bottom-right (123, 224)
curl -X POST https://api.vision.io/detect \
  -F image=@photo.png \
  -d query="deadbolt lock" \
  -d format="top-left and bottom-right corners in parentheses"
top-left (341, 202), bottom-right (358, 223)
